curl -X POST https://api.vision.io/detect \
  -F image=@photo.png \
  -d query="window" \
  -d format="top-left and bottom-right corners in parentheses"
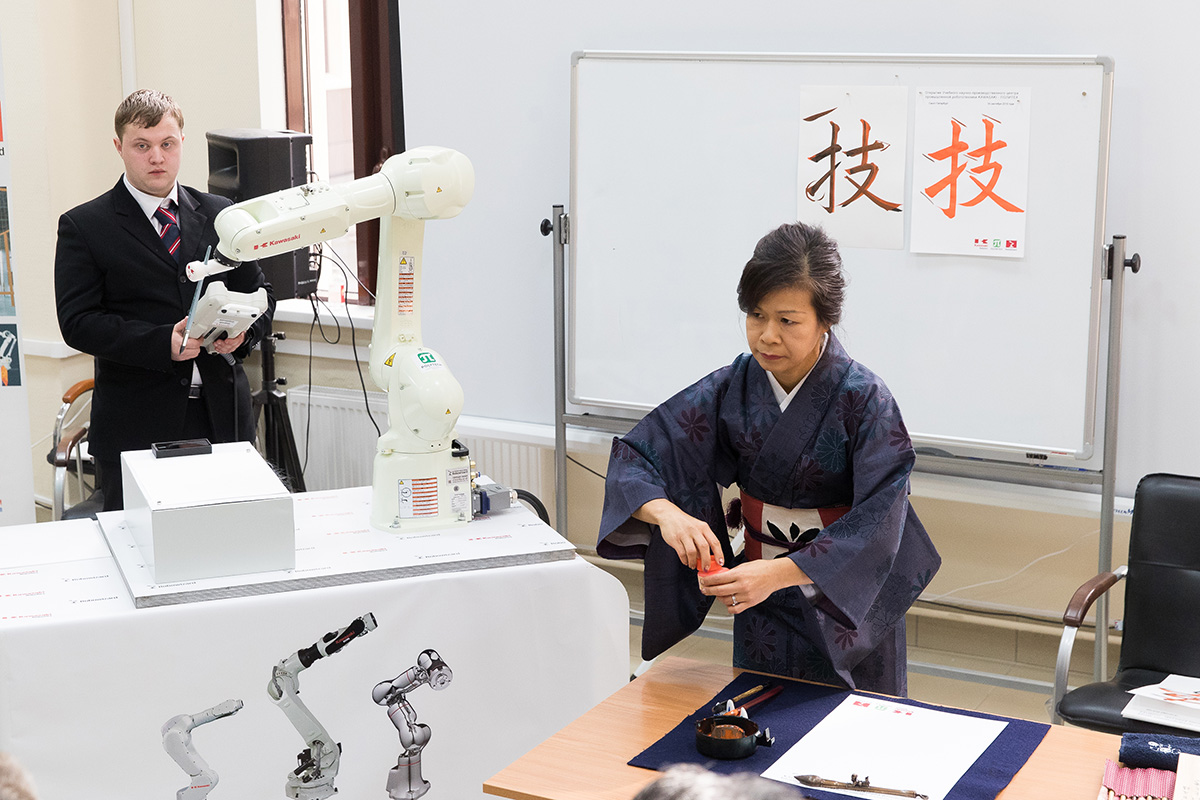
top-left (281, 0), bottom-right (404, 306)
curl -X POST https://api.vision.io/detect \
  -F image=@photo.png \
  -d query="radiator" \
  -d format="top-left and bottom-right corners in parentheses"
top-left (286, 385), bottom-right (553, 503)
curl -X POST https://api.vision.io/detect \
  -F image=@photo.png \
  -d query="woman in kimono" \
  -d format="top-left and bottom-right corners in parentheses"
top-left (598, 222), bottom-right (940, 696)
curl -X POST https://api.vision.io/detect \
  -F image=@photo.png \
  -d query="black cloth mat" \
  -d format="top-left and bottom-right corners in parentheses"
top-left (630, 672), bottom-right (1051, 800)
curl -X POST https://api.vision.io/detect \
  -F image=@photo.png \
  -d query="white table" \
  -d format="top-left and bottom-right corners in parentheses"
top-left (0, 495), bottom-right (629, 800)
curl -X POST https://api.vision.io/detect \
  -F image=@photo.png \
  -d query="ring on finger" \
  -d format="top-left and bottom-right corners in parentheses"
top-left (730, 594), bottom-right (738, 607)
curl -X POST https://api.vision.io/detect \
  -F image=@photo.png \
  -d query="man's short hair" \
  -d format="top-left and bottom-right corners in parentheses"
top-left (114, 89), bottom-right (185, 141)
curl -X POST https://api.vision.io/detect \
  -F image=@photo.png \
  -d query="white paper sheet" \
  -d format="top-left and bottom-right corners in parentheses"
top-left (760, 694), bottom-right (1007, 800)
top-left (1122, 674), bottom-right (1200, 731)
top-left (796, 85), bottom-right (908, 250)
top-left (909, 87), bottom-right (1031, 258)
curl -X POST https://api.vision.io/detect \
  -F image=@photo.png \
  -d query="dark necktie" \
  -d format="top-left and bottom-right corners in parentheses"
top-left (154, 202), bottom-right (181, 262)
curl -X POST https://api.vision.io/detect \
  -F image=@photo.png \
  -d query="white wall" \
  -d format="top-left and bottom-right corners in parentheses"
top-left (398, 0), bottom-right (1198, 499)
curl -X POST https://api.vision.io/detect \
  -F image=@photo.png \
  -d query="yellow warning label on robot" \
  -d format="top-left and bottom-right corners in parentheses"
top-left (384, 354), bottom-right (394, 367)
top-left (436, 187), bottom-right (443, 193)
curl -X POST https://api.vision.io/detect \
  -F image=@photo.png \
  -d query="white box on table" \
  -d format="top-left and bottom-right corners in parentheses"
top-left (121, 442), bottom-right (295, 583)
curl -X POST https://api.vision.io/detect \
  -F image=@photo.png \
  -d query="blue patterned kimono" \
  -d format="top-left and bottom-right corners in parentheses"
top-left (598, 333), bottom-right (940, 695)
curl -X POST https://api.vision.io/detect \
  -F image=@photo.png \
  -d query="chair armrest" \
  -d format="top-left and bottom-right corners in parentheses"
top-left (53, 380), bottom-right (94, 446)
top-left (1052, 565), bottom-right (1128, 724)
top-left (1063, 567), bottom-right (1128, 627)
top-left (60, 379), bottom-right (94, 405)
top-left (54, 426), bottom-right (88, 468)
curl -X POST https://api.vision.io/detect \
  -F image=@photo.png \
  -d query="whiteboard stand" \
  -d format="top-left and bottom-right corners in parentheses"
top-left (1095, 235), bottom-right (1140, 680)
top-left (544, 204), bottom-right (571, 536)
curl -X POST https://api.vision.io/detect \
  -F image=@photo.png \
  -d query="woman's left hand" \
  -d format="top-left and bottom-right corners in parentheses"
top-left (698, 558), bottom-right (810, 614)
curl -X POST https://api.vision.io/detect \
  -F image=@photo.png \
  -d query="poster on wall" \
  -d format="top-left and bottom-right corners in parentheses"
top-left (0, 37), bottom-right (37, 525)
top-left (910, 87), bottom-right (1031, 258)
top-left (796, 85), bottom-right (908, 250)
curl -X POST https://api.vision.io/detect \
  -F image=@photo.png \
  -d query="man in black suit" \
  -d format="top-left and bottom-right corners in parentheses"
top-left (55, 89), bottom-right (274, 511)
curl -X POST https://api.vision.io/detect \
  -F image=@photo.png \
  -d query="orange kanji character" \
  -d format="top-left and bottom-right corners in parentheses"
top-left (961, 117), bottom-right (1024, 213)
top-left (922, 118), bottom-right (970, 219)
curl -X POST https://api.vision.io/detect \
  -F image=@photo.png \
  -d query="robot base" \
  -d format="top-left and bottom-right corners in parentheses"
top-left (370, 448), bottom-right (472, 533)
top-left (386, 755), bottom-right (429, 800)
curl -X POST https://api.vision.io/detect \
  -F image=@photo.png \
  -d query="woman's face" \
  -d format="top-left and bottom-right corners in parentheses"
top-left (745, 286), bottom-right (830, 393)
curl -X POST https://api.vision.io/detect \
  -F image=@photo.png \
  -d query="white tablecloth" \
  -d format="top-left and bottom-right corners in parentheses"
top-left (0, 509), bottom-right (629, 799)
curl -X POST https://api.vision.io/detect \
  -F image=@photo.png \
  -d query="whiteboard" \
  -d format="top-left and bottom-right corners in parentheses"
top-left (568, 51), bottom-right (1113, 466)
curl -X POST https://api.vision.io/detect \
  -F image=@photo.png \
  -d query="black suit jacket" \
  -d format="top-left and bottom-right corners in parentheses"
top-left (54, 178), bottom-right (275, 460)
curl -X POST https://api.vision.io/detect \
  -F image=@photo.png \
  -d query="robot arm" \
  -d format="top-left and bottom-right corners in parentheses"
top-left (0, 330), bottom-right (14, 386)
top-left (185, 147), bottom-right (473, 280)
top-left (268, 613), bottom-right (378, 800)
top-left (372, 649), bottom-right (453, 710)
top-left (185, 147), bottom-right (476, 533)
top-left (161, 698), bottom-right (243, 800)
top-left (372, 650), bottom-right (453, 800)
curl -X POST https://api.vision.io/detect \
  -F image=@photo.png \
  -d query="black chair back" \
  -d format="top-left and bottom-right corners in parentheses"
top-left (1119, 473), bottom-right (1200, 676)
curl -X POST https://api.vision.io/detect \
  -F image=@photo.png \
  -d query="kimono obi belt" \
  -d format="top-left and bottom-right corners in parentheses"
top-left (739, 490), bottom-right (850, 561)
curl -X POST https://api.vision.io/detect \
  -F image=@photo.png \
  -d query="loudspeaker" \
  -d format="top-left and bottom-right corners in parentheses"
top-left (206, 129), bottom-right (315, 300)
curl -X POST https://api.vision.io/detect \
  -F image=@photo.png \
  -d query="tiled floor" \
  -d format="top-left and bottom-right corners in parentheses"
top-left (628, 623), bottom-right (1073, 725)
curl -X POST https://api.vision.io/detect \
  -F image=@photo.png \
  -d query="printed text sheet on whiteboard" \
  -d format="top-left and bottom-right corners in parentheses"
top-left (910, 87), bottom-right (1031, 258)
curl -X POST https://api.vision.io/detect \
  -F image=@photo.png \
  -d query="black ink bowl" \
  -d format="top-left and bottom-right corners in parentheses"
top-left (694, 715), bottom-right (774, 760)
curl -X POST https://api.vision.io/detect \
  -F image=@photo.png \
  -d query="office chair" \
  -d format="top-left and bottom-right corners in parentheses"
top-left (48, 378), bottom-right (103, 520)
top-left (1053, 473), bottom-right (1200, 733)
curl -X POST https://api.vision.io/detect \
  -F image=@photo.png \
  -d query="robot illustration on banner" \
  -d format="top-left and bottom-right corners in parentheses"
top-left (161, 699), bottom-right (244, 800)
top-left (269, 612), bottom-right (378, 800)
top-left (1, 327), bottom-right (17, 386)
top-left (184, 147), bottom-right (475, 534)
top-left (372, 649), bottom-right (453, 800)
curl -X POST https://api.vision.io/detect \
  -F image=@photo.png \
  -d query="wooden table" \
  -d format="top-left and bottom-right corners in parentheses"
top-left (484, 657), bottom-right (1121, 800)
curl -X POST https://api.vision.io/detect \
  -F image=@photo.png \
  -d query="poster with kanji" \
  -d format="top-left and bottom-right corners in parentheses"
top-left (797, 85), bottom-right (907, 250)
top-left (910, 87), bottom-right (1031, 258)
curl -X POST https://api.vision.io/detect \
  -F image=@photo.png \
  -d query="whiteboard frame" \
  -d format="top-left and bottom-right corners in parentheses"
top-left (566, 50), bottom-right (1114, 470)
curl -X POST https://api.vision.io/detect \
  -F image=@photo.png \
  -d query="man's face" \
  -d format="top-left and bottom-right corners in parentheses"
top-left (113, 117), bottom-right (183, 198)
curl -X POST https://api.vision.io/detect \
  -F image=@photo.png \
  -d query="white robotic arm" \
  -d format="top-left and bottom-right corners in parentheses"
top-left (188, 146), bottom-right (471, 275)
top-left (161, 698), bottom-right (244, 800)
top-left (268, 612), bottom-right (378, 800)
top-left (188, 147), bottom-right (476, 532)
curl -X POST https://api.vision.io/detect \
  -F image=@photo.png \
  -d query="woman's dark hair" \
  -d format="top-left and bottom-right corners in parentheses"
top-left (736, 222), bottom-right (845, 328)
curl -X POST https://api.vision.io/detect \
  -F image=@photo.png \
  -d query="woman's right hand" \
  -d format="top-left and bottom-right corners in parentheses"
top-left (633, 498), bottom-right (724, 571)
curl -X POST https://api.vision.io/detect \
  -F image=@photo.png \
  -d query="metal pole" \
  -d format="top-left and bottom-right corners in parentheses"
top-left (547, 206), bottom-right (570, 535)
top-left (1096, 234), bottom-right (1137, 681)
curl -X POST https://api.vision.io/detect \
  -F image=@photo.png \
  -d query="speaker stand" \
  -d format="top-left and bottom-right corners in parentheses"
top-left (253, 331), bottom-right (307, 492)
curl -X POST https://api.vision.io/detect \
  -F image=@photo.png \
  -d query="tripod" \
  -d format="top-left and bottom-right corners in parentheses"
top-left (253, 331), bottom-right (306, 492)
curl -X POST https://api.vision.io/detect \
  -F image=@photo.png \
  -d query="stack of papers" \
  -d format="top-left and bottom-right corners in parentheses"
top-left (1123, 675), bottom-right (1200, 732)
